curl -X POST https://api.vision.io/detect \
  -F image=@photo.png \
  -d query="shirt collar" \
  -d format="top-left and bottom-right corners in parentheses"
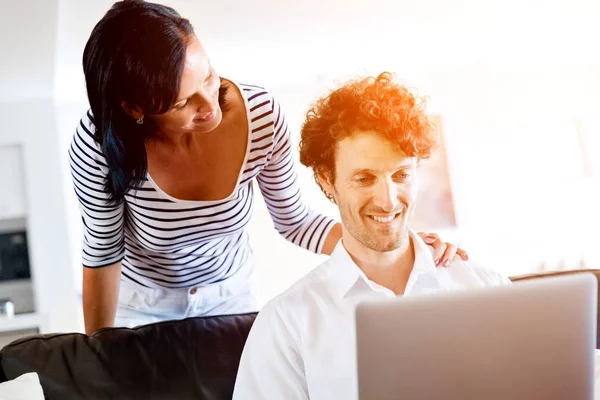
top-left (328, 229), bottom-right (440, 299)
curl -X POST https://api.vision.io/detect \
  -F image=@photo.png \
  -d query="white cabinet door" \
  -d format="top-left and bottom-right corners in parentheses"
top-left (0, 145), bottom-right (27, 219)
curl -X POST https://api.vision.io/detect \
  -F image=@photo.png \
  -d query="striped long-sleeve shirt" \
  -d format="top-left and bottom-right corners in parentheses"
top-left (68, 81), bottom-right (337, 289)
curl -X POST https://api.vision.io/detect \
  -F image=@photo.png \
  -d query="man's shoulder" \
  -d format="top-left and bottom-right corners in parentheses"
top-left (259, 260), bottom-right (336, 317)
top-left (442, 259), bottom-right (511, 287)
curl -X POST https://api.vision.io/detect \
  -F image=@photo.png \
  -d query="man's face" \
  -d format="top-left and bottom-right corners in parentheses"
top-left (320, 131), bottom-right (419, 253)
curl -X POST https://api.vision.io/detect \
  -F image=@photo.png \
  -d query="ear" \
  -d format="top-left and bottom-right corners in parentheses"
top-left (316, 168), bottom-right (336, 203)
top-left (120, 101), bottom-right (144, 120)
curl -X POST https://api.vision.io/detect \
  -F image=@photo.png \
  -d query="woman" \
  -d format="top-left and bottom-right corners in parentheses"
top-left (69, 0), bottom-right (467, 335)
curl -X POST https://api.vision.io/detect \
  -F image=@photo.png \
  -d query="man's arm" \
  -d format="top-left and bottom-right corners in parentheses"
top-left (233, 301), bottom-right (308, 399)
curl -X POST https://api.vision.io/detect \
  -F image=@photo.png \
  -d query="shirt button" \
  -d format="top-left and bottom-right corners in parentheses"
top-left (190, 287), bottom-right (197, 294)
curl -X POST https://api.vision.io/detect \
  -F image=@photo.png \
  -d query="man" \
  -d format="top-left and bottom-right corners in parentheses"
top-left (233, 72), bottom-right (510, 400)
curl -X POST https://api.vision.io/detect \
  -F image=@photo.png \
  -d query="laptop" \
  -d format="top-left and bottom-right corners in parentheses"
top-left (355, 273), bottom-right (597, 400)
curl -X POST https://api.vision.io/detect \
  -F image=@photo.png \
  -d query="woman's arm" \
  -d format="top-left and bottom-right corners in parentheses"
top-left (69, 112), bottom-right (126, 333)
top-left (320, 223), bottom-right (343, 255)
top-left (255, 96), bottom-right (337, 254)
top-left (83, 261), bottom-right (122, 335)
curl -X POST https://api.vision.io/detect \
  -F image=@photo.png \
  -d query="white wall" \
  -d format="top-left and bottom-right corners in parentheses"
top-left (37, 0), bottom-right (600, 311)
top-left (0, 2), bottom-right (56, 102)
top-left (0, 0), bottom-right (80, 332)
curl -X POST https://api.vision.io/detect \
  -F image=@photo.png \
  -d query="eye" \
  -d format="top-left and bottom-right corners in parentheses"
top-left (174, 99), bottom-right (189, 110)
top-left (354, 175), bottom-right (374, 185)
top-left (204, 68), bottom-right (217, 86)
top-left (393, 173), bottom-right (410, 181)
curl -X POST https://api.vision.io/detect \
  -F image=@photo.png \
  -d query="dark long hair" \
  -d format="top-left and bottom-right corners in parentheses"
top-left (82, 0), bottom-right (194, 203)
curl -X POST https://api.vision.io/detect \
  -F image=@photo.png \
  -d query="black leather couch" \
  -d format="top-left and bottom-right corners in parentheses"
top-left (1, 269), bottom-right (599, 400)
top-left (0, 313), bottom-right (257, 400)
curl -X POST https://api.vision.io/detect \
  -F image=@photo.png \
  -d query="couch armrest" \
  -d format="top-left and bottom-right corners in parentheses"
top-left (510, 269), bottom-right (600, 349)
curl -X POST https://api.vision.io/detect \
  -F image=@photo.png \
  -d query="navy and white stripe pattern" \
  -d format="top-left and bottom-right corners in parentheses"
top-left (69, 82), bottom-right (336, 289)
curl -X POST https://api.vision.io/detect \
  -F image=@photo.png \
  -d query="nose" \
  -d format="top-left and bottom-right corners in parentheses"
top-left (372, 178), bottom-right (399, 213)
top-left (194, 87), bottom-right (218, 114)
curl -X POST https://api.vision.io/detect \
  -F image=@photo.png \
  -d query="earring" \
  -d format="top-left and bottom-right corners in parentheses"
top-left (136, 117), bottom-right (144, 125)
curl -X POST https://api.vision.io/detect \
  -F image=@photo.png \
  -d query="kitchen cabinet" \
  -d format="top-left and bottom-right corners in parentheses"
top-left (0, 145), bottom-right (27, 219)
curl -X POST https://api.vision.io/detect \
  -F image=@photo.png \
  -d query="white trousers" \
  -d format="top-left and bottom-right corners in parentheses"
top-left (114, 267), bottom-right (260, 329)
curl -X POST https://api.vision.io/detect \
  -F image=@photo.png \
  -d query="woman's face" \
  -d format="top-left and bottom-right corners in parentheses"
top-left (148, 35), bottom-right (223, 136)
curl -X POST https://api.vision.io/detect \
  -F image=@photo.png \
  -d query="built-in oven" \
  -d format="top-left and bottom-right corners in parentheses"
top-left (0, 222), bottom-right (34, 315)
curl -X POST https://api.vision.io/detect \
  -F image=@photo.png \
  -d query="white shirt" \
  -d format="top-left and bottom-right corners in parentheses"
top-left (233, 230), bottom-right (511, 400)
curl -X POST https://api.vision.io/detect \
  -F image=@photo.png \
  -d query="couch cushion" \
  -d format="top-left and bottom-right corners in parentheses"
top-left (0, 313), bottom-right (257, 400)
top-left (0, 372), bottom-right (44, 400)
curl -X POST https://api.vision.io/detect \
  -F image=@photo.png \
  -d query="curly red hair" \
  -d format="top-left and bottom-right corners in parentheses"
top-left (299, 72), bottom-right (437, 192)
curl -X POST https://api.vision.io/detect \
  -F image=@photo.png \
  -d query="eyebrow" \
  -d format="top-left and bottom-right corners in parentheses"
top-left (174, 63), bottom-right (212, 103)
top-left (174, 95), bottom-right (192, 105)
top-left (351, 163), bottom-right (414, 174)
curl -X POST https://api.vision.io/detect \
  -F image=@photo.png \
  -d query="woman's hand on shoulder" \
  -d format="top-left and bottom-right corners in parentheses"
top-left (418, 232), bottom-right (468, 267)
